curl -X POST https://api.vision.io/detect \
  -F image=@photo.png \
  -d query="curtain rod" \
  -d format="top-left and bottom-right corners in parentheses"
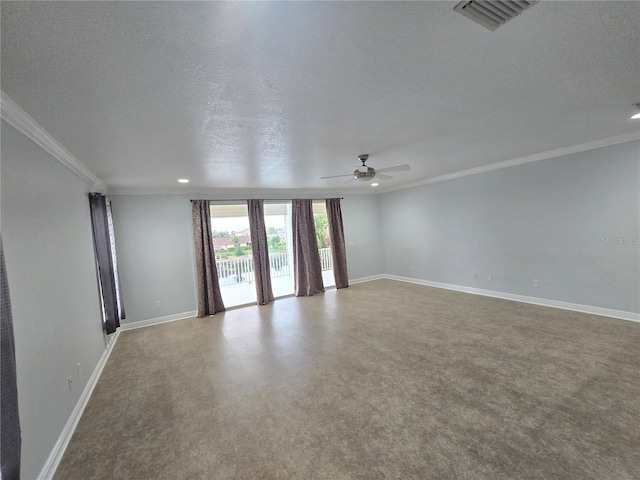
top-left (190, 197), bottom-right (343, 202)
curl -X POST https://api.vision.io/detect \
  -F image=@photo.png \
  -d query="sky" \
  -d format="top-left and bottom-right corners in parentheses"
top-left (211, 215), bottom-right (286, 234)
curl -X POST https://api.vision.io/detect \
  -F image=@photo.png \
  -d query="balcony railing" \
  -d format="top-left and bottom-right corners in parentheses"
top-left (216, 248), bottom-right (332, 285)
top-left (269, 251), bottom-right (291, 278)
top-left (319, 247), bottom-right (332, 271)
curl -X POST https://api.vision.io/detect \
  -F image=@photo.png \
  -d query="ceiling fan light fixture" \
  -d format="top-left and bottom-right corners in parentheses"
top-left (631, 103), bottom-right (640, 120)
top-left (353, 168), bottom-right (376, 181)
top-left (322, 154), bottom-right (410, 184)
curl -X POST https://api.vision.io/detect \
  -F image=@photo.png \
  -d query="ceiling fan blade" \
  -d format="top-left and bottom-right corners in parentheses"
top-left (375, 164), bottom-right (411, 173)
top-left (376, 173), bottom-right (393, 180)
top-left (343, 177), bottom-right (356, 184)
top-left (320, 174), bottom-right (354, 179)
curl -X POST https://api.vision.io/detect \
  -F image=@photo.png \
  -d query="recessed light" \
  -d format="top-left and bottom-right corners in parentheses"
top-left (371, 183), bottom-right (379, 187)
top-left (177, 178), bottom-right (189, 183)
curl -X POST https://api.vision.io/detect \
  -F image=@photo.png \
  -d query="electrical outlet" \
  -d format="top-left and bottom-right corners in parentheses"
top-left (154, 301), bottom-right (160, 308)
top-left (533, 279), bottom-right (539, 288)
top-left (77, 363), bottom-right (81, 377)
top-left (68, 377), bottom-right (73, 390)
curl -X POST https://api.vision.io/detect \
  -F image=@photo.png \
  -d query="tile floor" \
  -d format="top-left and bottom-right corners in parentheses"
top-left (54, 280), bottom-right (640, 479)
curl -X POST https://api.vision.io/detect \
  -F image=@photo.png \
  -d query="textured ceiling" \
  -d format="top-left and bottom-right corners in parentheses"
top-left (2, 1), bottom-right (639, 194)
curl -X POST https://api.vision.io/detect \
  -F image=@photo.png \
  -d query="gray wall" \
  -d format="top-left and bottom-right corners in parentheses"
top-left (109, 195), bottom-right (198, 323)
top-left (380, 140), bottom-right (640, 314)
top-left (342, 194), bottom-right (384, 279)
top-left (109, 194), bottom-right (384, 324)
top-left (1, 122), bottom-right (108, 479)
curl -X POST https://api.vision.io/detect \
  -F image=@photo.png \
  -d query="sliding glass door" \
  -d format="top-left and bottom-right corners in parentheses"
top-left (209, 202), bottom-right (296, 307)
top-left (209, 201), bottom-right (334, 308)
top-left (209, 203), bottom-right (256, 307)
top-left (264, 201), bottom-right (335, 292)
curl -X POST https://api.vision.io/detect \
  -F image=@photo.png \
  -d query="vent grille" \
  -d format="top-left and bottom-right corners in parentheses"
top-left (454, 1), bottom-right (539, 31)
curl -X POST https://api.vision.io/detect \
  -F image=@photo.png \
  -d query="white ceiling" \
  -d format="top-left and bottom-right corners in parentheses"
top-left (2, 1), bottom-right (639, 194)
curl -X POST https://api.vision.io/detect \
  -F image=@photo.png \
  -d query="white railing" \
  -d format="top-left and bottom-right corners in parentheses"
top-left (319, 247), bottom-right (332, 271)
top-left (216, 256), bottom-right (253, 284)
top-left (217, 248), bottom-right (332, 285)
top-left (269, 251), bottom-right (290, 278)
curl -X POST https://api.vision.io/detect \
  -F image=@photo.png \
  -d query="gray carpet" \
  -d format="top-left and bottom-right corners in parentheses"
top-left (54, 279), bottom-right (640, 479)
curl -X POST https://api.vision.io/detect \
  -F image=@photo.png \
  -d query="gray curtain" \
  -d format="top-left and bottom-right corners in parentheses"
top-left (1, 236), bottom-right (21, 480)
top-left (105, 199), bottom-right (126, 320)
top-left (292, 199), bottom-right (325, 297)
top-left (247, 200), bottom-right (275, 305)
top-left (192, 200), bottom-right (225, 317)
top-left (89, 193), bottom-right (122, 334)
top-left (326, 198), bottom-right (349, 289)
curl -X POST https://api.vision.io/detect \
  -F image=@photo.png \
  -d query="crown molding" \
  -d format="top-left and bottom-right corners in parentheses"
top-left (2, 88), bottom-right (637, 196)
top-left (1, 91), bottom-right (106, 191)
top-left (380, 131), bottom-right (640, 194)
top-left (106, 187), bottom-right (377, 196)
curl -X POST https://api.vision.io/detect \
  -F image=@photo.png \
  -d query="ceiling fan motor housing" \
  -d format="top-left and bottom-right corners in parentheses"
top-left (354, 167), bottom-right (376, 181)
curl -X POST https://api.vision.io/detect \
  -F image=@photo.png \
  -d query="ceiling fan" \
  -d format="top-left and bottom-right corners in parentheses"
top-left (321, 154), bottom-right (411, 183)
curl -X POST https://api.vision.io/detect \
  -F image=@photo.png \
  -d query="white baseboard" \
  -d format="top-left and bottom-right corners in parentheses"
top-left (382, 274), bottom-right (640, 323)
top-left (38, 330), bottom-right (121, 480)
top-left (120, 310), bottom-right (198, 331)
top-left (349, 274), bottom-right (386, 285)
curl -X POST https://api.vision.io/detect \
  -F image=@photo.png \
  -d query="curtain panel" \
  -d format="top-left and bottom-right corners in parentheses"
top-left (105, 199), bottom-right (126, 320)
top-left (1, 236), bottom-right (21, 480)
top-left (325, 198), bottom-right (349, 289)
top-left (88, 193), bottom-right (122, 334)
top-left (247, 200), bottom-right (275, 305)
top-left (192, 200), bottom-right (225, 317)
top-left (292, 199), bottom-right (325, 297)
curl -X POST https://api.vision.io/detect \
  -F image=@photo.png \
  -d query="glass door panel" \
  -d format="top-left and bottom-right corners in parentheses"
top-left (209, 203), bottom-right (256, 307)
top-left (264, 202), bottom-right (294, 297)
top-left (312, 201), bottom-right (335, 287)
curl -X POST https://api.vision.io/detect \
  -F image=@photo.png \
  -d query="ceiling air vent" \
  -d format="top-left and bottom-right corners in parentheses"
top-left (454, 1), bottom-right (539, 31)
